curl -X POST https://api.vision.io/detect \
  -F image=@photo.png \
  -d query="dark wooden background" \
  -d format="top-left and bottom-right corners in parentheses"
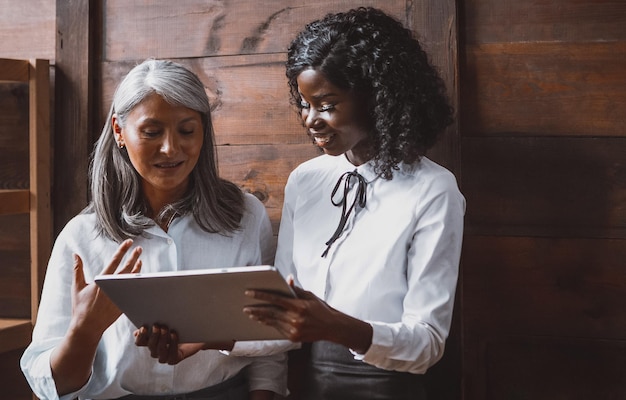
top-left (1, 0), bottom-right (625, 399)
top-left (460, 1), bottom-right (626, 398)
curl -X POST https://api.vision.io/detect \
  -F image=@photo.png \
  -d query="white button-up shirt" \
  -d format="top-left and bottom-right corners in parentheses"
top-left (21, 194), bottom-right (288, 400)
top-left (275, 154), bottom-right (465, 373)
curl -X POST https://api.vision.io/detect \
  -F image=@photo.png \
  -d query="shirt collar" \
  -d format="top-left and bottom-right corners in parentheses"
top-left (338, 154), bottom-right (380, 183)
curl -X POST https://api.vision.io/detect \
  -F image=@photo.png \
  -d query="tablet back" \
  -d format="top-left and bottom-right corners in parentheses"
top-left (95, 265), bottom-right (294, 343)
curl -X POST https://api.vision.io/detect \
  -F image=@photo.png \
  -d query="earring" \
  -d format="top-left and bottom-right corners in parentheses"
top-left (117, 141), bottom-right (125, 149)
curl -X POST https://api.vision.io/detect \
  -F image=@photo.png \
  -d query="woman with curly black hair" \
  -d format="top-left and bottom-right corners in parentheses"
top-left (245, 7), bottom-right (465, 399)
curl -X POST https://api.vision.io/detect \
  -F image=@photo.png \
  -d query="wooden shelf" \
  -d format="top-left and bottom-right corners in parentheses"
top-left (0, 59), bottom-right (51, 357)
top-left (0, 318), bottom-right (32, 353)
top-left (0, 58), bottom-right (29, 82)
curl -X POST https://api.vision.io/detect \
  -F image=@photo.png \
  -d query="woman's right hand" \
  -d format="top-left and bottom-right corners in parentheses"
top-left (70, 239), bottom-right (143, 336)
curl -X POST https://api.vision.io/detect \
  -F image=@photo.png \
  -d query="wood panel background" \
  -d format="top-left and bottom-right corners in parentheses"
top-left (0, 1), bottom-right (55, 397)
top-left (1, 0), bottom-right (460, 398)
top-left (94, 2), bottom-right (460, 398)
top-left (2, 0), bottom-right (624, 399)
top-left (93, 0), bottom-right (458, 231)
top-left (460, 0), bottom-right (626, 399)
top-left (0, 0), bottom-right (55, 61)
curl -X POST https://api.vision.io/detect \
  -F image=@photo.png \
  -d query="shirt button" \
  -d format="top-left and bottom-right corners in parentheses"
top-left (167, 238), bottom-right (173, 245)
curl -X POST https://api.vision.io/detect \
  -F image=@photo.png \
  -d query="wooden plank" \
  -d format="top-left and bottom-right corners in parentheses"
top-left (479, 336), bottom-right (626, 399)
top-left (411, 0), bottom-right (461, 175)
top-left (29, 59), bottom-right (52, 323)
top-left (462, 236), bottom-right (626, 338)
top-left (0, 0), bottom-right (55, 60)
top-left (0, 82), bottom-right (29, 190)
top-left (462, 42), bottom-right (626, 137)
top-left (54, 0), bottom-right (93, 235)
top-left (0, 190), bottom-right (30, 215)
top-left (0, 214), bottom-right (30, 319)
top-left (0, 319), bottom-right (31, 353)
top-left (462, 136), bottom-right (626, 238)
top-left (0, 59), bottom-right (29, 82)
top-left (463, 0), bottom-right (626, 45)
top-left (217, 143), bottom-right (320, 231)
top-left (103, 0), bottom-right (407, 61)
top-left (0, 346), bottom-right (35, 399)
top-left (101, 54), bottom-right (306, 147)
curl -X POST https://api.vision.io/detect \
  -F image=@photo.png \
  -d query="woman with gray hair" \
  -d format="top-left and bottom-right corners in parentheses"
top-left (21, 59), bottom-right (286, 400)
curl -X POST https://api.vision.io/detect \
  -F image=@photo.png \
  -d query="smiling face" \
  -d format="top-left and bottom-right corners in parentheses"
top-left (296, 69), bottom-right (373, 165)
top-left (113, 92), bottom-right (203, 212)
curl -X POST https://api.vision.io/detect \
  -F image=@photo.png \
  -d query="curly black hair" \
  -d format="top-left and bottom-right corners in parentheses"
top-left (286, 7), bottom-right (453, 179)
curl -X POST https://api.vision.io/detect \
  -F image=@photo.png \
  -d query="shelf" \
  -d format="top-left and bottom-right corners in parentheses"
top-left (0, 58), bottom-right (29, 82)
top-left (0, 318), bottom-right (32, 353)
top-left (0, 189), bottom-right (30, 215)
top-left (0, 59), bottom-right (51, 360)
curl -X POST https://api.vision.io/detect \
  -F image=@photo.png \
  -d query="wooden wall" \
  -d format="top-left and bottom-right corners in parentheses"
top-left (2, 0), bottom-right (460, 398)
top-left (0, 1), bottom-right (55, 398)
top-left (59, 0), bottom-right (459, 236)
top-left (459, 0), bottom-right (626, 398)
top-left (2, 0), bottom-right (625, 399)
top-left (91, 2), bottom-right (459, 398)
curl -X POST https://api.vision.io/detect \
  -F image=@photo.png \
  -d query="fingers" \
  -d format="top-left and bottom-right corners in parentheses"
top-left (147, 325), bottom-right (160, 358)
top-left (243, 305), bottom-right (299, 341)
top-left (102, 239), bottom-right (142, 275)
top-left (141, 324), bottom-right (180, 364)
top-left (156, 327), bottom-right (171, 363)
top-left (243, 305), bottom-right (287, 326)
top-left (119, 247), bottom-right (142, 275)
top-left (101, 239), bottom-right (133, 275)
top-left (164, 330), bottom-right (179, 364)
top-left (244, 289), bottom-right (295, 310)
top-left (131, 258), bottom-right (142, 274)
top-left (134, 326), bottom-right (149, 346)
top-left (291, 285), bottom-right (314, 299)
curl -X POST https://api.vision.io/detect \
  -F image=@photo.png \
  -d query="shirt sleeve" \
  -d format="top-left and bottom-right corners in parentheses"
top-left (229, 339), bottom-right (299, 357)
top-left (20, 222), bottom-right (94, 400)
top-left (359, 171), bottom-right (465, 373)
top-left (274, 170), bottom-right (299, 285)
top-left (244, 352), bottom-right (289, 395)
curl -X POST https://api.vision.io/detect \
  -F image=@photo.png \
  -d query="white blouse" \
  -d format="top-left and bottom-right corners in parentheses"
top-left (21, 193), bottom-right (288, 400)
top-left (275, 154), bottom-right (465, 374)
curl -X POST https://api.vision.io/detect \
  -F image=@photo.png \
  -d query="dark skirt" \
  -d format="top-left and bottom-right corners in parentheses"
top-left (300, 341), bottom-right (427, 400)
top-left (117, 369), bottom-right (248, 400)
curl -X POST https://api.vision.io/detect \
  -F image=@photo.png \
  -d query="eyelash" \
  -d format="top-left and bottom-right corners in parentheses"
top-left (300, 101), bottom-right (335, 112)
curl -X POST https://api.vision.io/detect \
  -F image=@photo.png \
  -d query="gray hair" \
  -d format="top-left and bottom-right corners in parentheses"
top-left (87, 59), bottom-right (244, 241)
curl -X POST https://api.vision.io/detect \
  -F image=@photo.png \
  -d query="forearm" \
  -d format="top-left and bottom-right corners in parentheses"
top-left (327, 308), bottom-right (373, 354)
top-left (50, 326), bottom-right (101, 396)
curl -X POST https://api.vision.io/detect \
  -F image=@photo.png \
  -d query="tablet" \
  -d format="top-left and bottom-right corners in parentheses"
top-left (94, 265), bottom-right (295, 343)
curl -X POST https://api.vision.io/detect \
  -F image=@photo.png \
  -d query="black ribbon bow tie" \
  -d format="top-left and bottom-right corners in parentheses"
top-left (322, 170), bottom-right (367, 257)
